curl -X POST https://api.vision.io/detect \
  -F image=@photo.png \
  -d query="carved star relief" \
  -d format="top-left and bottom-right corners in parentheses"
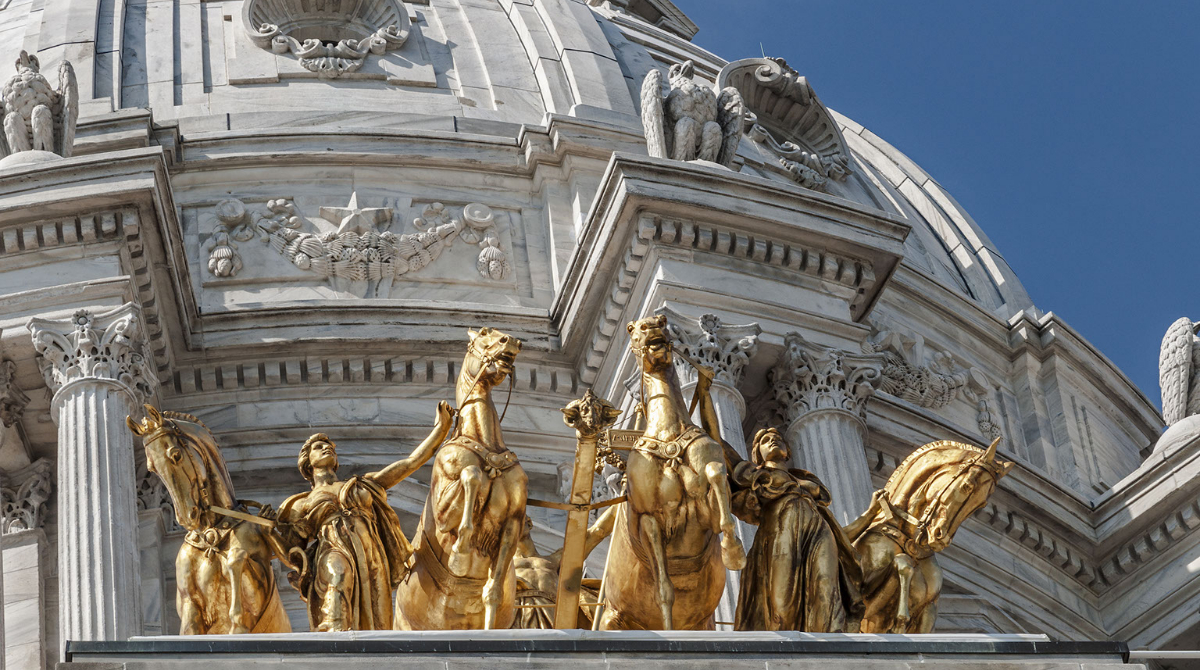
top-left (318, 192), bottom-right (393, 235)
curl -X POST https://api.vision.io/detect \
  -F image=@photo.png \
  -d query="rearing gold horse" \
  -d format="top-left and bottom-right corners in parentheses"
top-left (844, 438), bottom-right (1012, 633)
top-left (599, 315), bottom-right (745, 630)
top-left (394, 327), bottom-right (528, 630)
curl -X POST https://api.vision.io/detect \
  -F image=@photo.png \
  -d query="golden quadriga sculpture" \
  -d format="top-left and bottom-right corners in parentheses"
top-left (598, 315), bottom-right (746, 630)
top-left (730, 427), bottom-right (860, 632)
top-left (394, 327), bottom-right (529, 630)
top-left (128, 406), bottom-right (292, 635)
top-left (274, 401), bottom-right (453, 631)
top-left (843, 438), bottom-right (1012, 633)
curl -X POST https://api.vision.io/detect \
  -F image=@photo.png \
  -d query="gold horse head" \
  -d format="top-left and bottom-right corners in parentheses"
top-left (627, 314), bottom-right (672, 372)
top-left (127, 404), bottom-right (236, 531)
top-left (883, 438), bottom-right (1012, 553)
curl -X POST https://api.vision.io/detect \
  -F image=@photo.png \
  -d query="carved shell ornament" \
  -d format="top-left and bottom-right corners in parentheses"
top-left (243, 0), bottom-right (410, 78)
top-left (717, 57), bottom-right (853, 192)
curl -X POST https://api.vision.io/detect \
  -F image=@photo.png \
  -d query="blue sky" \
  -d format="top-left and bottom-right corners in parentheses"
top-left (683, 1), bottom-right (1200, 410)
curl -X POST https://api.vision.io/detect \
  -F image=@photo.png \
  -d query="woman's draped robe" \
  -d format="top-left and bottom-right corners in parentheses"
top-left (731, 462), bottom-right (859, 632)
top-left (280, 476), bottom-right (411, 631)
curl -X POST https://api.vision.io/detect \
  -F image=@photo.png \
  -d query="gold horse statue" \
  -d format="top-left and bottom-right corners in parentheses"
top-left (127, 406), bottom-right (292, 635)
top-left (395, 327), bottom-right (528, 630)
top-left (598, 315), bottom-right (745, 630)
top-left (844, 438), bottom-right (1012, 633)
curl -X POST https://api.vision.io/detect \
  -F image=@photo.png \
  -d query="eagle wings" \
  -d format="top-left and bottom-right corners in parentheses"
top-left (641, 60), bottom-right (744, 169)
top-left (1159, 317), bottom-right (1200, 425)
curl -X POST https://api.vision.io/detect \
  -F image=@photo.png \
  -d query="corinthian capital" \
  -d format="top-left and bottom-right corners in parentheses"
top-left (770, 332), bottom-right (885, 424)
top-left (2, 458), bottom-right (52, 533)
top-left (28, 304), bottom-right (157, 406)
top-left (658, 306), bottom-right (761, 389)
top-left (0, 359), bottom-right (30, 427)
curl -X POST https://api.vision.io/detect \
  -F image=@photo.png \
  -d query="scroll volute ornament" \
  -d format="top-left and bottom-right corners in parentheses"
top-left (843, 437), bottom-right (1013, 633)
top-left (718, 57), bottom-right (853, 191)
top-left (243, 0), bottom-right (411, 78)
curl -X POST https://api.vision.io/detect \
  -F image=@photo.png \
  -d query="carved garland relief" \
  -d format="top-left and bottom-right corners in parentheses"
top-left (243, 0), bottom-right (412, 78)
top-left (204, 195), bottom-right (511, 295)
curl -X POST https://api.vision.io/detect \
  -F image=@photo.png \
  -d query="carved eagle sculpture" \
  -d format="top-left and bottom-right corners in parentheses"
top-left (1, 51), bottom-right (77, 158)
top-left (1159, 317), bottom-right (1200, 426)
top-left (641, 60), bottom-right (744, 168)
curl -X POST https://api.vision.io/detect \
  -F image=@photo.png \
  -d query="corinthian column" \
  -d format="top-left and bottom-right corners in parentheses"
top-left (29, 304), bottom-right (156, 646)
top-left (660, 307), bottom-right (760, 630)
top-left (0, 356), bottom-right (28, 670)
top-left (771, 332), bottom-right (884, 525)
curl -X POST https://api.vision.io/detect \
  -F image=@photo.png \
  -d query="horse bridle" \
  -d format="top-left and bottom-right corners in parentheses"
top-left (454, 339), bottom-right (516, 434)
top-left (877, 456), bottom-right (999, 553)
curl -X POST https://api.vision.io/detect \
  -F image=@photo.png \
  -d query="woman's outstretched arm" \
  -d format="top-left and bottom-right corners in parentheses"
top-left (368, 400), bottom-right (455, 489)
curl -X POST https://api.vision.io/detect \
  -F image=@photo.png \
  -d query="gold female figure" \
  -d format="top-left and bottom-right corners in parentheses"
top-left (731, 427), bottom-right (851, 632)
top-left (276, 401), bottom-right (454, 631)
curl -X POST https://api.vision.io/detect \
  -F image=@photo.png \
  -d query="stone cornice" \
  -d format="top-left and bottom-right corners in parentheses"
top-left (553, 154), bottom-right (911, 384)
top-left (0, 148), bottom-right (190, 379)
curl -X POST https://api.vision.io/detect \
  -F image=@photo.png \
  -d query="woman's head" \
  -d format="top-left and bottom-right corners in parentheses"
top-left (751, 427), bottom-right (790, 466)
top-left (298, 433), bottom-right (338, 483)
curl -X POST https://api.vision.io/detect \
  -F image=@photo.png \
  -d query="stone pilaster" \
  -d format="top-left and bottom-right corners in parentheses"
top-left (29, 303), bottom-right (156, 646)
top-left (660, 307), bottom-right (760, 630)
top-left (771, 332), bottom-right (884, 525)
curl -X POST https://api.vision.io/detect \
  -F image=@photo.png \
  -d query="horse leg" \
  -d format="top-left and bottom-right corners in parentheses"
top-left (639, 513), bottom-right (674, 630)
top-left (483, 514), bottom-right (522, 630)
top-left (449, 464), bottom-right (484, 576)
top-left (177, 549), bottom-right (205, 635)
top-left (892, 553), bottom-right (916, 633)
top-left (222, 546), bottom-right (252, 634)
top-left (704, 460), bottom-right (746, 570)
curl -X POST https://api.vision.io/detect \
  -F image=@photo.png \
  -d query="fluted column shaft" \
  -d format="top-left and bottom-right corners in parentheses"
top-left (29, 304), bottom-right (156, 648)
top-left (784, 409), bottom-right (872, 525)
top-left (54, 379), bottom-right (143, 642)
top-left (772, 332), bottom-right (884, 526)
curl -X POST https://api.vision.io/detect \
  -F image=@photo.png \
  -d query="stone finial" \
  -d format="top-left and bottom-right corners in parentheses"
top-left (770, 332), bottom-right (885, 425)
top-left (28, 304), bottom-right (157, 410)
top-left (657, 306), bottom-right (760, 389)
top-left (1, 458), bottom-right (52, 533)
top-left (0, 50), bottom-right (78, 167)
top-left (0, 359), bottom-right (30, 427)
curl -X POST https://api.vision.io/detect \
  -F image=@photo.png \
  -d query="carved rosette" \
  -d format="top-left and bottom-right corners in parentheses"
top-left (770, 332), bottom-right (884, 426)
top-left (658, 307), bottom-right (761, 391)
top-left (0, 359), bottom-right (30, 427)
top-left (28, 304), bottom-right (157, 412)
top-left (1, 458), bottom-right (52, 533)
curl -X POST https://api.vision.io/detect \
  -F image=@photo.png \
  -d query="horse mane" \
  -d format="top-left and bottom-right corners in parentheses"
top-left (162, 410), bottom-right (209, 432)
top-left (883, 440), bottom-right (991, 505)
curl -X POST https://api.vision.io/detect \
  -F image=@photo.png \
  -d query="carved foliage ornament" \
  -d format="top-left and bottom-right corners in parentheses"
top-left (206, 195), bottom-right (510, 293)
top-left (657, 307), bottom-right (760, 389)
top-left (770, 332), bottom-right (884, 424)
top-left (243, 0), bottom-right (410, 78)
top-left (28, 305), bottom-right (157, 404)
top-left (1, 458), bottom-right (52, 533)
top-left (717, 58), bottom-right (853, 192)
top-left (0, 359), bottom-right (30, 427)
